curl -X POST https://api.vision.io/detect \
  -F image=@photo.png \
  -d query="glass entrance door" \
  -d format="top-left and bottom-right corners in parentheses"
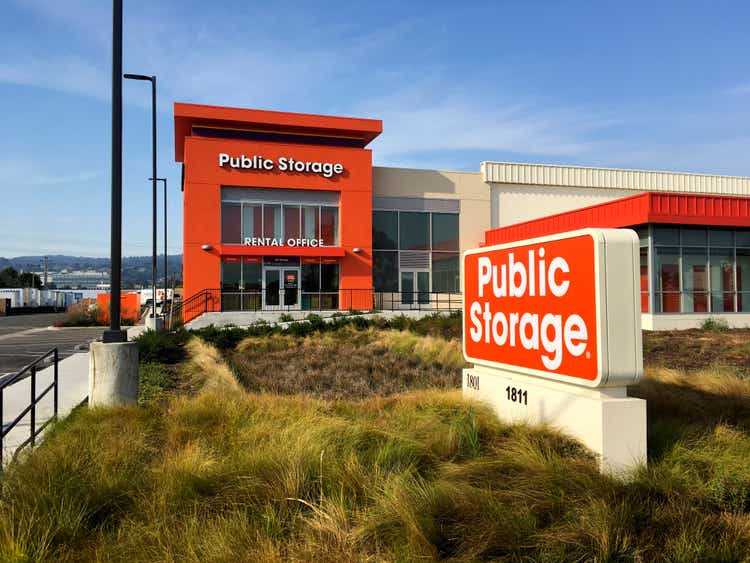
top-left (400, 270), bottom-right (430, 306)
top-left (263, 267), bottom-right (300, 310)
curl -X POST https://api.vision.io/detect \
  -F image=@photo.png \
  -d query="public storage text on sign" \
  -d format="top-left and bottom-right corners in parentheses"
top-left (462, 229), bottom-right (643, 389)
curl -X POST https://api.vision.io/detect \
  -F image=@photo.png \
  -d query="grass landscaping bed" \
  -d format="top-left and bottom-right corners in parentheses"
top-left (2, 319), bottom-right (750, 560)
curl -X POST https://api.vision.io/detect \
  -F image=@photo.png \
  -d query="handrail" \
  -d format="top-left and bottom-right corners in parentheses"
top-left (1, 348), bottom-right (59, 467)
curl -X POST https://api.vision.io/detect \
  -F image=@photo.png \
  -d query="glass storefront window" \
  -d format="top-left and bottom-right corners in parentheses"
top-left (653, 227), bottom-right (679, 246)
top-left (432, 214), bottom-right (459, 251)
top-left (263, 204), bottom-right (282, 240)
top-left (221, 202), bottom-right (241, 244)
top-left (374, 251), bottom-right (398, 291)
top-left (302, 206), bottom-right (320, 240)
top-left (399, 212), bottom-right (429, 250)
top-left (321, 264), bottom-right (339, 291)
top-left (682, 228), bottom-right (707, 246)
top-left (321, 207), bottom-right (338, 246)
top-left (284, 205), bottom-right (300, 240)
top-left (639, 247), bottom-right (649, 312)
top-left (243, 262), bottom-right (262, 291)
top-left (242, 204), bottom-right (262, 241)
top-left (736, 229), bottom-right (750, 247)
top-left (302, 263), bottom-right (320, 291)
top-left (373, 211), bottom-right (398, 250)
top-left (710, 229), bottom-right (734, 247)
top-left (681, 248), bottom-right (708, 312)
top-left (221, 261), bottom-right (241, 290)
top-left (710, 248), bottom-right (735, 312)
top-left (432, 252), bottom-right (459, 292)
top-left (654, 247), bottom-right (680, 313)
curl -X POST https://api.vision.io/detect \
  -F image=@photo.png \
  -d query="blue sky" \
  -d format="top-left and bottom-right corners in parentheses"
top-left (0, 0), bottom-right (748, 258)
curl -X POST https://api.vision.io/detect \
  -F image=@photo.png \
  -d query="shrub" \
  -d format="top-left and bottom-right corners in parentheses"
top-left (700, 317), bottom-right (731, 332)
top-left (279, 313), bottom-right (295, 322)
top-left (134, 328), bottom-right (191, 364)
top-left (54, 301), bottom-right (102, 327)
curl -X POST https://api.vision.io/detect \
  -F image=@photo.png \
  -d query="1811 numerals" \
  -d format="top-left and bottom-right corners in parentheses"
top-left (505, 385), bottom-right (528, 405)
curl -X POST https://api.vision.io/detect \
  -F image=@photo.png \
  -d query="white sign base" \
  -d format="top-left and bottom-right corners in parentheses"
top-left (463, 366), bottom-right (646, 474)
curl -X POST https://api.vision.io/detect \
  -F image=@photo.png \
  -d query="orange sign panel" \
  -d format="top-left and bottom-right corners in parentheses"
top-left (463, 229), bottom-right (643, 388)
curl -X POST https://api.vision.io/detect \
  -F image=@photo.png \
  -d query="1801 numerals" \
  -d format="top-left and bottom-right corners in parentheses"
top-left (505, 386), bottom-right (528, 405)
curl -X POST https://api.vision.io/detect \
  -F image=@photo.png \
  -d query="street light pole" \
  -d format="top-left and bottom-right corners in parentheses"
top-left (123, 73), bottom-right (158, 328)
top-left (150, 177), bottom-right (167, 318)
top-left (103, 0), bottom-right (126, 343)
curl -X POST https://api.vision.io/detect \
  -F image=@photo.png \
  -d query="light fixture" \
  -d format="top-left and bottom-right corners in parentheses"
top-left (201, 244), bottom-right (212, 251)
top-left (353, 247), bottom-right (362, 253)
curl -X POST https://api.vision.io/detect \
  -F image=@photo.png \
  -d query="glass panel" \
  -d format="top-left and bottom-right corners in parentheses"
top-left (682, 227), bottom-right (707, 246)
top-left (373, 251), bottom-right (398, 291)
top-left (243, 262), bottom-right (262, 291)
top-left (417, 271), bottom-right (430, 304)
top-left (653, 226), bottom-right (679, 246)
top-left (639, 247), bottom-right (649, 313)
top-left (301, 263), bottom-right (320, 292)
top-left (681, 248), bottom-right (707, 313)
top-left (283, 269), bottom-right (299, 307)
top-left (321, 264), bottom-right (339, 291)
top-left (221, 261), bottom-right (241, 311)
top-left (431, 213), bottom-right (459, 251)
top-left (738, 249), bottom-right (750, 293)
top-left (263, 204), bottom-right (282, 240)
top-left (242, 204), bottom-right (262, 241)
top-left (399, 212), bottom-right (429, 250)
top-left (709, 228), bottom-right (733, 246)
top-left (710, 248), bottom-right (734, 312)
top-left (634, 227), bottom-right (649, 247)
top-left (739, 293), bottom-right (750, 313)
top-left (654, 247), bottom-right (679, 313)
top-left (401, 272), bottom-right (414, 304)
top-left (736, 229), bottom-right (750, 247)
top-left (432, 252), bottom-right (459, 292)
top-left (302, 293), bottom-right (320, 311)
top-left (265, 270), bottom-right (280, 307)
top-left (320, 207), bottom-right (338, 246)
top-left (373, 210), bottom-right (398, 250)
top-left (320, 293), bottom-right (338, 310)
top-left (221, 202), bottom-right (242, 244)
top-left (284, 205), bottom-right (300, 241)
top-left (301, 206), bottom-right (320, 240)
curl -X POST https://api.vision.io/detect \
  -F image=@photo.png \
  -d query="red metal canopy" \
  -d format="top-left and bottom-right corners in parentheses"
top-left (484, 192), bottom-right (750, 246)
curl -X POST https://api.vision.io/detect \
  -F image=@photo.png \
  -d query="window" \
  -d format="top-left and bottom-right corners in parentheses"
top-left (263, 204), bottom-right (282, 240)
top-left (321, 264), bottom-right (340, 291)
top-left (654, 247), bottom-right (680, 313)
top-left (738, 249), bottom-right (750, 312)
top-left (373, 251), bottom-right (398, 291)
top-left (710, 248), bottom-right (734, 312)
top-left (640, 247), bottom-right (649, 313)
top-left (432, 214), bottom-right (459, 251)
top-left (242, 204), bottom-right (262, 241)
top-left (302, 263), bottom-right (320, 292)
top-left (710, 229), bottom-right (734, 247)
top-left (320, 207), bottom-right (339, 245)
top-left (284, 205), bottom-right (300, 240)
top-left (681, 248), bottom-right (708, 312)
top-left (301, 206), bottom-right (320, 240)
top-left (432, 252), bottom-right (459, 292)
top-left (399, 212), bottom-right (429, 250)
top-left (243, 262), bottom-right (262, 291)
top-left (653, 226), bottom-right (679, 246)
top-left (221, 202), bottom-right (241, 244)
top-left (373, 211), bottom-right (398, 249)
top-left (682, 227), bottom-right (707, 246)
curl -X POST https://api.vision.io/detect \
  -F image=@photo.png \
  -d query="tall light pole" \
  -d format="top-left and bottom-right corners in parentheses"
top-left (150, 176), bottom-right (167, 317)
top-left (123, 73), bottom-right (158, 327)
top-left (103, 0), bottom-right (126, 343)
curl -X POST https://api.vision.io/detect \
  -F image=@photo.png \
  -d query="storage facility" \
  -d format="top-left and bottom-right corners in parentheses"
top-left (175, 102), bottom-right (750, 329)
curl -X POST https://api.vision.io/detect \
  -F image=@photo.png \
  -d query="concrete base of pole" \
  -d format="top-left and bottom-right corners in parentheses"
top-left (145, 315), bottom-right (164, 331)
top-left (89, 341), bottom-right (139, 406)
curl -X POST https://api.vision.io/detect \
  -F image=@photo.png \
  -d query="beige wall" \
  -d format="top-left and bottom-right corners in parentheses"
top-left (489, 183), bottom-right (638, 228)
top-left (373, 166), bottom-right (490, 252)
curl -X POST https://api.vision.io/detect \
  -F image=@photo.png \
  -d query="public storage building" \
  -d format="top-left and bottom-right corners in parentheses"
top-left (175, 103), bottom-right (750, 330)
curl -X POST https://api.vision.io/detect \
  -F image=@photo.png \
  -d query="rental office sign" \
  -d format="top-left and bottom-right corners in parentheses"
top-left (463, 229), bottom-right (643, 388)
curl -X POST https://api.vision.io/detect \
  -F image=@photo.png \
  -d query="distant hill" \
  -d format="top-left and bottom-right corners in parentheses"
top-left (0, 255), bottom-right (183, 288)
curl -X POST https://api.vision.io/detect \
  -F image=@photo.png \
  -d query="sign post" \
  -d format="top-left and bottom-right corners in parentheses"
top-left (462, 228), bottom-right (646, 473)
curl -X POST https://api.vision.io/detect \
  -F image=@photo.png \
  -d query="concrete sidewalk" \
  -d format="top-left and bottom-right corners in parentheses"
top-left (1, 326), bottom-right (143, 464)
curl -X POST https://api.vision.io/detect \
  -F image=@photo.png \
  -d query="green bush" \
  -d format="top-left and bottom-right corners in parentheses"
top-left (700, 317), bottom-right (731, 332)
top-left (134, 328), bottom-right (191, 364)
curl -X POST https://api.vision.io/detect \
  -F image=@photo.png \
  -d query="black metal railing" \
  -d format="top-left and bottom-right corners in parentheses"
top-left (166, 289), bottom-right (462, 329)
top-left (0, 348), bottom-right (58, 466)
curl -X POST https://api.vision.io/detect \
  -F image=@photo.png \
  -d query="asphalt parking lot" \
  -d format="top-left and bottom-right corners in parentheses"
top-left (0, 314), bottom-right (104, 376)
